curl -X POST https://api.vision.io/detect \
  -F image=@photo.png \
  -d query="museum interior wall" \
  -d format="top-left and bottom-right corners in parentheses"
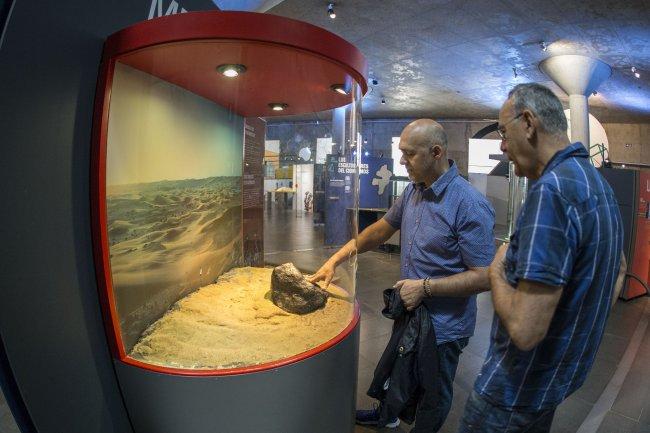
top-left (602, 123), bottom-right (650, 165)
top-left (268, 119), bottom-right (496, 177)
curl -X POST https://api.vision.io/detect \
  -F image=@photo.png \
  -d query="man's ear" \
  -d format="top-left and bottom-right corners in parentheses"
top-left (522, 110), bottom-right (537, 143)
top-left (431, 144), bottom-right (443, 159)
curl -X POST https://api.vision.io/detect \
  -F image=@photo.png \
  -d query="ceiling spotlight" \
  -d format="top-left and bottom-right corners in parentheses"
top-left (327, 3), bottom-right (336, 19)
top-left (330, 84), bottom-right (348, 95)
top-left (632, 66), bottom-right (640, 79)
top-left (216, 64), bottom-right (247, 77)
top-left (364, 151), bottom-right (369, 156)
top-left (540, 41), bottom-right (547, 52)
top-left (381, 97), bottom-right (386, 104)
top-left (268, 103), bottom-right (288, 111)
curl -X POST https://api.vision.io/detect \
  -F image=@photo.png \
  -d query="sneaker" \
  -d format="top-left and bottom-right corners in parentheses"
top-left (355, 403), bottom-right (400, 428)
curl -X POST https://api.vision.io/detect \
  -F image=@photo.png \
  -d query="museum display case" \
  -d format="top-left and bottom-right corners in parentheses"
top-left (90, 11), bottom-right (367, 433)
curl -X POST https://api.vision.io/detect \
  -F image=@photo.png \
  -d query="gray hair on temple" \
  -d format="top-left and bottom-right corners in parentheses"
top-left (429, 124), bottom-right (448, 149)
top-left (508, 83), bottom-right (568, 135)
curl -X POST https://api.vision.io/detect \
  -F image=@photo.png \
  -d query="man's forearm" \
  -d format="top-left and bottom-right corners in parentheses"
top-left (427, 267), bottom-right (490, 297)
top-left (611, 253), bottom-right (627, 308)
top-left (490, 272), bottom-right (516, 326)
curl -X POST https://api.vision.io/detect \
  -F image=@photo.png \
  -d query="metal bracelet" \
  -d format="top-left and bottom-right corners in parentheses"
top-left (424, 277), bottom-right (432, 297)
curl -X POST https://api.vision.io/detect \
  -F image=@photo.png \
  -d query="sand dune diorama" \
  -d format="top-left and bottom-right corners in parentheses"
top-left (105, 62), bottom-right (353, 370)
top-left (129, 266), bottom-right (352, 369)
top-left (107, 176), bottom-right (244, 351)
top-left (107, 177), bottom-right (353, 370)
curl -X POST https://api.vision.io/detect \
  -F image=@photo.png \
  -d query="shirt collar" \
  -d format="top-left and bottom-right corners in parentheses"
top-left (542, 142), bottom-right (589, 175)
top-left (415, 160), bottom-right (458, 196)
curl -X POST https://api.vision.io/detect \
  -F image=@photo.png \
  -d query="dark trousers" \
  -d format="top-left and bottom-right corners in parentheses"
top-left (458, 390), bottom-right (556, 433)
top-left (429, 337), bottom-right (469, 432)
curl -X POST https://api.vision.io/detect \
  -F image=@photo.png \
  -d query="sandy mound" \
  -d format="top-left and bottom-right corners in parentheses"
top-left (130, 267), bottom-right (353, 369)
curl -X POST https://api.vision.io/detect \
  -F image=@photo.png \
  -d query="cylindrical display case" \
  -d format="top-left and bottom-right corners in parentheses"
top-left (91, 11), bottom-right (367, 433)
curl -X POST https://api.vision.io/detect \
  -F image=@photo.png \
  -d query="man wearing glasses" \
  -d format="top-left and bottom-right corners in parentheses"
top-left (458, 83), bottom-right (627, 432)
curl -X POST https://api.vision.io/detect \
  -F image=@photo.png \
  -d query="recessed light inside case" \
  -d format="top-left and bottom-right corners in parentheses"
top-left (331, 84), bottom-right (348, 95)
top-left (217, 64), bottom-right (247, 77)
top-left (269, 103), bottom-right (288, 111)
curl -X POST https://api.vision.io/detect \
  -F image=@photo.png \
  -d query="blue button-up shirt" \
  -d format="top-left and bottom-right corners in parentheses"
top-left (384, 161), bottom-right (496, 344)
top-left (474, 143), bottom-right (623, 411)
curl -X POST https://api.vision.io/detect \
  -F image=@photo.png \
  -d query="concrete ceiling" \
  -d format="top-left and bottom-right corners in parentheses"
top-left (268, 0), bottom-right (650, 122)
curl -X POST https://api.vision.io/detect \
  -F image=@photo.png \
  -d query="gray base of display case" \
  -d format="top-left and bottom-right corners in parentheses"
top-left (114, 322), bottom-right (360, 433)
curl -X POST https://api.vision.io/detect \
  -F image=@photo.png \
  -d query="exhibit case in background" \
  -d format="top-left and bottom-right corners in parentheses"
top-left (91, 11), bottom-right (367, 433)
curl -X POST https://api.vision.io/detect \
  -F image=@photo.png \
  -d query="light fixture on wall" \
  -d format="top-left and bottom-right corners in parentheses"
top-left (632, 66), bottom-right (640, 79)
top-left (327, 3), bottom-right (336, 19)
top-left (330, 84), bottom-right (348, 95)
top-left (216, 64), bottom-right (247, 77)
top-left (268, 102), bottom-right (288, 111)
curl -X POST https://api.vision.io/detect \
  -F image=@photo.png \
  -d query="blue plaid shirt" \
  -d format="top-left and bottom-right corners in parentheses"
top-left (475, 143), bottom-right (624, 410)
top-left (384, 161), bottom-right (496, 344)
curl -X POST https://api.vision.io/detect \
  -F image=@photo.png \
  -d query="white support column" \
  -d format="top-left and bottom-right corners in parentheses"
top-left (569, 94), bottom-right (589, 148)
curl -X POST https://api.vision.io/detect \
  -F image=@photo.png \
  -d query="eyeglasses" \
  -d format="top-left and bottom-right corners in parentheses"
top-left (497, 113), bottom-right (523, 140)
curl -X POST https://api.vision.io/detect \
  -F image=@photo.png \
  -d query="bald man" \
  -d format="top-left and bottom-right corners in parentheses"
top-left (310, 119), bottom-right (496, 430)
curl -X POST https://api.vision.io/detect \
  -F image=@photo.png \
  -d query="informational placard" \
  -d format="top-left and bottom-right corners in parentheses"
top-left (325, 154), bottom-right (356, 246)
top-left (359, 156), bottom-right (393, 209)
top-left (243, 117), bottom-right (266, 266)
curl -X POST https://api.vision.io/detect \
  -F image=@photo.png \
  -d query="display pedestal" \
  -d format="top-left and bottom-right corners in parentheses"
top-left (115, 321), bottom-right (359, 433)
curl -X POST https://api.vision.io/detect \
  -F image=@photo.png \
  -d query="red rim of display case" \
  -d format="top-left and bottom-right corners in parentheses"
top-left (90, 11), bottom-right (366, 376)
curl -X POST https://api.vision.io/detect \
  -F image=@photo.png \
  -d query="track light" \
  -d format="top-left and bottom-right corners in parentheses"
top-left (327, 3), bottom-right (336, 19)
top-left (540, 41), bottom-right (547, 52)
top-left (381, 97), bottom-right (386, 104)
top-left (632, 66), bottom-right (640, 79)
top-left (217, 64), bottom-right (247, 78)
top-left (512, 67), bottom-right (518, 78)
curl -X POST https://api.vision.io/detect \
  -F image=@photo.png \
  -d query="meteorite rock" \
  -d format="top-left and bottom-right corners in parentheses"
top-left (271, 263), bottom-right (328, 314)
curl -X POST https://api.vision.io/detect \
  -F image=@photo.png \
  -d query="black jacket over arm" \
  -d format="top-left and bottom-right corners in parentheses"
top-left (367, 289), bottom-right (440, 431)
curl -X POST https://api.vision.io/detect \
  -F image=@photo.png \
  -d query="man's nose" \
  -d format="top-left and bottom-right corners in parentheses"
top-left (400, 156), bottom-right (406, 165)
top-left (500, 141), bottom-right (507, 153)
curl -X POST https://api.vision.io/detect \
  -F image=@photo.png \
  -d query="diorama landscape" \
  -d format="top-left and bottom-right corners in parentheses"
top-left (106, 176), bottom-right (243, 351)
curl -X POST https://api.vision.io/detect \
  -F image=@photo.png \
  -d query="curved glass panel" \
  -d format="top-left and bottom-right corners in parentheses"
top-left (104, 40), bottom-right (361, 370)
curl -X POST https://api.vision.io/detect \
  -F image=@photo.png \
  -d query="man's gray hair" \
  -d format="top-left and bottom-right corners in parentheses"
top-left (428, 124), bottom-right (448, 149)
top-left (507, 83), bottom-right (567, 135)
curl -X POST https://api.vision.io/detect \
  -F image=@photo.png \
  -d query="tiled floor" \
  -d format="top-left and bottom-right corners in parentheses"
top-left (1, 206), bottom-right (648, 433)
